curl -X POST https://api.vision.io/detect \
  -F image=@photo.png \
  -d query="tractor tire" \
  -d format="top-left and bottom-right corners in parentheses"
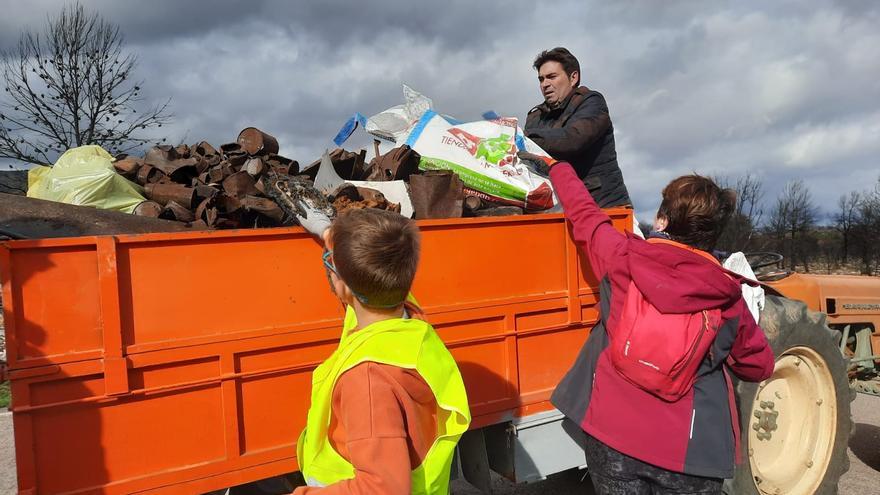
top-left (727, 295), bottom-right (853, 495)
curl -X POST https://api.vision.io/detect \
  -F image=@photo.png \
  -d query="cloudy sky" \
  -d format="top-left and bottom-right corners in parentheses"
top-left (2, 0), bottom-right (878, 220)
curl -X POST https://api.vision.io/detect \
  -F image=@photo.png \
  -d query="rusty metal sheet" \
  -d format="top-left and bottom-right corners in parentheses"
top-left (143, 145), bottom-right (199, 179)
top-left (195, 156), bottom-right (212, 174)
top-left (161, 201), bottom-right (196, 222)
top-left (174, 144), bottom-right (191, 158)
top-left (136, 164), bottom-right (165, 185)
top-left (195, 184), bottom-right (220, 202)
top-left (207, 166), bottom-right (228, 184)
top-left (409, 170), bottom-right (464, 219)
top-left (145, 145), bottom-right (178, 163)
top-left (302, 148), bottom-right (365, 181)
top-left (194, 141), bottom-right (218, 157)
top-left (217, 194), bottom-right (242, 214)
top-left (226, 152), bottom-right (248, 168)
top-left (222, 171), bottom-right (261, 199)
top-left (220, 142), bottom-right (242, 154)
top-left (366, 145), bottom-right (420, 182)
top-left (195, 198), bottom-right (219, 227)
top-left (113, 156), bottom-right (143, 178)
top-left (241, 195), bottom-right (284, 222)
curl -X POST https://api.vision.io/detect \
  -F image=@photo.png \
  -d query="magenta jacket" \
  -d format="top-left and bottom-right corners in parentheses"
top-left (548, 162), bottom-right (775, 478)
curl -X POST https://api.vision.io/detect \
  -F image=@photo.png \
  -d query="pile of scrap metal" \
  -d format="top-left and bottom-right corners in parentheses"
top-left (300, 144), bottom-right (526, 220)
top-left (112, 127), bottom-right (523, 228)
top-left (1, 126), bottom-right (528, 241)
top-left (114, 127), bottom-right (297, 228)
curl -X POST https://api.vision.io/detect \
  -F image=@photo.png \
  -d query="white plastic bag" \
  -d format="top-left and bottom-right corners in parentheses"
top-left (402, 112), bottom-right (556, 211)
top-left (723, 252), bottom-right (765, 323)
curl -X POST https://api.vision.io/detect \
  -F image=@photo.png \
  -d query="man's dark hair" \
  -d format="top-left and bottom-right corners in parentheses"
top-left (331, 208), bottom-right (420, 307)
top-left (656, 175), bottom-right (736, 251)
top-left (533, 47), bottom-right (580, 77)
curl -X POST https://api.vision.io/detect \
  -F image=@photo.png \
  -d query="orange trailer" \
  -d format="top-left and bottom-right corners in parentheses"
top-left (1, 210), bottom-right (632, 494)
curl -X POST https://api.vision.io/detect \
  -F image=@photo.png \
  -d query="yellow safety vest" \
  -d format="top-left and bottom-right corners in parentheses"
top-left (297, 307), bottom-right (471, 494)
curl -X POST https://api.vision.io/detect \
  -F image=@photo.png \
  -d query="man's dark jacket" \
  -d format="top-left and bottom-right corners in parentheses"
top-left (525, 87), bottom-right (631, 208)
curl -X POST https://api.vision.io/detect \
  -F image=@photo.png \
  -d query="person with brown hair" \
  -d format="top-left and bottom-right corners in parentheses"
top-left (294, 208), bottom-right (470, 495)
top-left (545, 160), bottom-right (774, 494)
top-left (523, 47), bottom-right (631, 208)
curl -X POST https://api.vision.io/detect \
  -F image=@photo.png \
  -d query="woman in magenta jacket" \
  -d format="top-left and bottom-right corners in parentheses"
top-left (546, 159), bottom-right (775, 494)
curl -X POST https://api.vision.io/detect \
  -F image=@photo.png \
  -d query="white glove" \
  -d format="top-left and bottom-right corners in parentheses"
top-left (295, 201), bottom-right (332, 238)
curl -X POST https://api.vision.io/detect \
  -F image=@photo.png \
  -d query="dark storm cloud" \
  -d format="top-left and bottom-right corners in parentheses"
top-left (2, 0), bottom-right (878, 221)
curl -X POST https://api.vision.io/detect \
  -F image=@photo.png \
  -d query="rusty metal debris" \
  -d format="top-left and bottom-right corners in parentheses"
top-left (241, 195), bottom-right (284, 222)
top-left (98, 126), bottom-right (528, 231)
top-left (302, 148), bottom-right (368, 181)
top-left (222, 171), bottom-right (261, 199)
top-left (409, 170), bottom-right (464, 219)
top-left (144, 183), bottom-right (196, 209)
top-left (329, 183), bottom-right (401, 215)
top-left (0, 193), bottom-right (204, 239)
top-left (136, 164), bottom-right (163, 185)
top-left (134, 201), bottom-right (163, 218)
top-left (463, 195), bottom-right (483, 214)
top-left (245, 157), bottom-right (266, 177)
top-left (104, 128), bottom-right (304, 229)
top-left (161, 201), bottom-right (196, 222)
top-left (238, 127), bottom-right (280, 155)
top-left (472, 206), bottom-right (524, 217)
top-left (113, 156), bottom-right (143, 178)
top-left (264, 173), bottom-right (335, 225)
top-left (365, 145), bottom-right (420, 182)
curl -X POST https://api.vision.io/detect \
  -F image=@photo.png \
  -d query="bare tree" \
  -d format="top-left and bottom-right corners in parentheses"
top-left (851, 179), bottom-right (880, 275)
top-left (766, 179), bottom-right (820, 272)
top-left (716, 172), bottom-right (764, 253)
top-left (0, 3), bottom-right (171, 166)
top-left (834, 191), bottom-right (861, 264)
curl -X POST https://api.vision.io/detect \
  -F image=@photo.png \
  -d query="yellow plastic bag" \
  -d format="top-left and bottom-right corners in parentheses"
top-left (27, 145), bottom-right (145, 214)
top-left (27, 165), bottom-right (51, 189)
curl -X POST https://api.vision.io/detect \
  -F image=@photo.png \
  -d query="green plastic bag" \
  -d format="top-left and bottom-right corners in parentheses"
top-left (27, 145), bottom-right (145, 214)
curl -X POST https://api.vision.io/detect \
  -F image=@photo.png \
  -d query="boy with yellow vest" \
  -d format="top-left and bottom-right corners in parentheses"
top-left (294, 208), bottom-right (471, 495)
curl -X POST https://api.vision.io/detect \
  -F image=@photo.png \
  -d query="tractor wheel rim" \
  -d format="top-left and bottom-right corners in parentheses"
top-left (748, 346), bottom-right (837, 495)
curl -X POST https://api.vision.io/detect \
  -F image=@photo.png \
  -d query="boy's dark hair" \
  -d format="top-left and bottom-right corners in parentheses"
top-left (657, 175), bottom-right (736, 252)
top-left (533, 47), bottom-right (580, 77)
top-left (331, 208), bottom-right (420, 307)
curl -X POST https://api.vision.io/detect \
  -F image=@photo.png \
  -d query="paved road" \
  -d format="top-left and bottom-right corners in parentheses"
top-left (838, 393), bottom-right (880, 495)
top-left (1, 395), bottom-right (879, 494)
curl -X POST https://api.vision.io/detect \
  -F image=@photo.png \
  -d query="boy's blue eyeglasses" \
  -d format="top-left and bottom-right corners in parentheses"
top-left (322, 249), bottom-right (403, 309)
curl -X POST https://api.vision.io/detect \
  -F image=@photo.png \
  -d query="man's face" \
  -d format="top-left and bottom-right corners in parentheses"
top-left (538, 61), bottom-right (579, 106)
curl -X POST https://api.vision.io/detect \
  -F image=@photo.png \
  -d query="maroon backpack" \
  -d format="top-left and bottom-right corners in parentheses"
top-left (609, 280), bottom-right (723, 402)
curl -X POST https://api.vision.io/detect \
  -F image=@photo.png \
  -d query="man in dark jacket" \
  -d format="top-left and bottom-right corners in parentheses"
top-left (545, 158), bottom-right (775, 494)
top-left (524, 47), bottom-right (631, 208)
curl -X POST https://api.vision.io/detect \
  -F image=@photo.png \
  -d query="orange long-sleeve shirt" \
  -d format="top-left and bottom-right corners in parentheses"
top-left (293, 361), bottom-right (438, 495)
